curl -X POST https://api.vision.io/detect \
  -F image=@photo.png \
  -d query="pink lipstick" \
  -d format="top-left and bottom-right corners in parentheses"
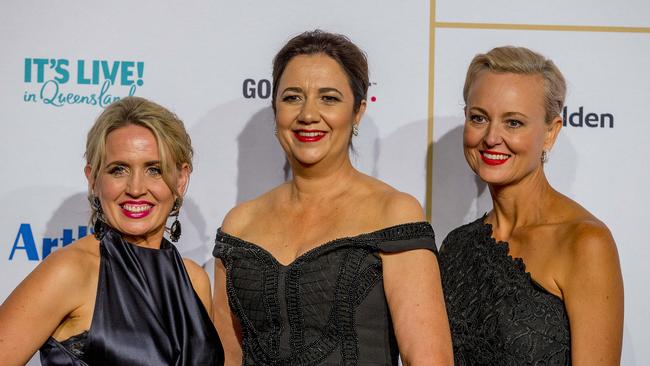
top-left (120, 200), bottom-right (154, 219)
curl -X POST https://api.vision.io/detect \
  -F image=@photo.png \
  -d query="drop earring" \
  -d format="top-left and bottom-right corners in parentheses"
top-left (91, 196), bottom-right (106, 240)
top-left (170, 198), bottom-right (182, 242)
top-left (352, 124), bottom-right (359, 136)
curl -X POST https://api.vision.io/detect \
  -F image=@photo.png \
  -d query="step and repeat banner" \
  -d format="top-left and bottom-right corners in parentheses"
top-left (1, 0), bottom-right (648, 364)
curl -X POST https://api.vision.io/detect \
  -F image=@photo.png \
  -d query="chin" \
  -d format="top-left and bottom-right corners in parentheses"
top-left (116, 221), bottom-right (162, 238)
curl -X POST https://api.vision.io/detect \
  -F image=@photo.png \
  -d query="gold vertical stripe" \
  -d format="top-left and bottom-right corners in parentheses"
top-left (425, 0), bottom-right (436, 222)
top-left (434, 21), bottom-right (650, 33)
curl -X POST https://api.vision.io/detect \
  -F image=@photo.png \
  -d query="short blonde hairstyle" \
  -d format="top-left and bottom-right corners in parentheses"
top-left (463, 46), bottom-right (566, 123)
top-left (85, 96), bottom-right (193, 223)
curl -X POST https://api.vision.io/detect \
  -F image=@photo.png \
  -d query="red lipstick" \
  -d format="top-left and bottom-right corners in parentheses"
top-left (120, 200), bottom-right (154, 219)
top-left (480, 150), bottom-right (511, 166)
top-left (293, 129), bottom-right (326, 142)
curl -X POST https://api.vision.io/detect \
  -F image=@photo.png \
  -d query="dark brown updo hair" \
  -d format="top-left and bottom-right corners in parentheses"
top-left (272, 30), bottom-right (369, 113)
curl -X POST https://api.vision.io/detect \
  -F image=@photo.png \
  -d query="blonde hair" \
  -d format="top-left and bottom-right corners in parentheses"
top-left (85, 96), bottom-right (193, 224)
top-left (463, 46), bottom-right (566, 123)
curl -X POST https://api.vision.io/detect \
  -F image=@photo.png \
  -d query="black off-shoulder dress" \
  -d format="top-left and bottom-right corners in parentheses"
top-left (439, 217), bottom-right (571, 365)
top-left (39, 227), bottom-right (224, 365)
top-left (213, 222), bottom-right (437, 366)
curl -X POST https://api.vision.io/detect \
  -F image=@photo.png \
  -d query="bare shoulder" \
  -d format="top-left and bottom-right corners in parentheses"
top-left (0, 235), bottom-right (99, 317)
top-left (182, 258), bottom-right (212, 313)
top-left (36, 235), bottom-right (99, 283)
top-left (563, 217), bottom-right (618, 263)
top-left (356, 175), bottom-right (425, 227)
top-left (182, 258), bottom-right (210, 286)
top-left (221, 184), bottom-right (288, 236)
top-left (552, 194), bottom-right (617, 259)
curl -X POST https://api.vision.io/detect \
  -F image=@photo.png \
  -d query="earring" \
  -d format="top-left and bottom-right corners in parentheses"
top-left (91, 196), bottom-right (106, 240)
top-left (169, 198), bottom-right (182, 242)
top-left (352, 124), bottom-right (359, 136)
top-left (273, 125), bottom-right (278, 136)
top-left (541, 150), bottom-right (549, 164)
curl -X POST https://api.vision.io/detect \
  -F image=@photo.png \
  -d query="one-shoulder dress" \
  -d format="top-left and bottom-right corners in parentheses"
top-left (439, 217), bottom-right (571, 365)
top-left (213, 222), bottom-right (437, 365)
top-left (39, 227), bottom-right (224, 365)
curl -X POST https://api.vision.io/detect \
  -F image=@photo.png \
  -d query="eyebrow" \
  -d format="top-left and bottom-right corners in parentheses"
top-left (281, 86), bottom-right (344, 97)
top-left (104, 160), bottom-right (161, 168)
top-left (468, 107), bottom-right (529, 119)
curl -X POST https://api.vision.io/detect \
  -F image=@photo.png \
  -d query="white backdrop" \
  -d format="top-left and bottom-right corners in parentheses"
top-left (0, 1), bottom-right (648, 364)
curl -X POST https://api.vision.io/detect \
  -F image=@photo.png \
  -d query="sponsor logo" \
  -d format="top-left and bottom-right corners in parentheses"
top-left (562, 106), bottom-right (614, 128)
top-left (8, 224), bottom-right (91, 261)
top-left (242, 78), bottom-right (271, 99)
top-left (242, 79), bottom-right (379, 102)
top-left (23, 58), bottom-right (145, 108)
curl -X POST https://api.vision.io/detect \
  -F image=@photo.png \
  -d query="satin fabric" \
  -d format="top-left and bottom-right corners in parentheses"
top-left (40, 228), bottom-right (224, 365)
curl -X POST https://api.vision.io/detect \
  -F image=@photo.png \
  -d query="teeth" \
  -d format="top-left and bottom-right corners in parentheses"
top-left (483, 153), bottom-right (509, 160)
top-left (122, 204), bottom-right (152, 213)
top-left (297, 131), bottom-right (324, 137)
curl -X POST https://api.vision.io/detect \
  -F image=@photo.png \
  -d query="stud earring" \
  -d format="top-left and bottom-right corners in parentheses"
top-left (169, 198), bottom-right (182, 242)
top-left (541, 150), bottom-right (549, 164)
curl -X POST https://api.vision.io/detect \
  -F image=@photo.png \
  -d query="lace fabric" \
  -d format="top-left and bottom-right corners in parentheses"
top-left (439, 217), bottom-right (571, 365)
top-left (214, 222), bottom-right (437, 366)
top-left (59, 331), bottom-right (88, 357)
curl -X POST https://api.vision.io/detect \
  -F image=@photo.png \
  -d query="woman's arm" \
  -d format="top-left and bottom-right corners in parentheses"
top-left (183, 259), bottom-right (214, 317)
top-left (213, 259), bottom-right (243, 366)
top-left (0, 247), bottom-right (88, 365)
top-left (381, 193), bottom-right (454, 366)
top-left (562, 222), bottom-right (624, 365)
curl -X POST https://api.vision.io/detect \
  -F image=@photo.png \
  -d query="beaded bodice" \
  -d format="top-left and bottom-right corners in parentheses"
top-left (214, 222), bottom-right (437, 366)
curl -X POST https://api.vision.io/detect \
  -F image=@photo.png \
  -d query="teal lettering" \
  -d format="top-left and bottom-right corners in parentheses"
top-left (120, 61), bottom-right (135, 85)
top-left (77, 60), bottom-right (91, 84)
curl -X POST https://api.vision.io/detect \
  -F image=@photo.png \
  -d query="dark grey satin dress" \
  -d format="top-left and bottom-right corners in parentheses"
top-left (39, 228), bottom-right (224, 365)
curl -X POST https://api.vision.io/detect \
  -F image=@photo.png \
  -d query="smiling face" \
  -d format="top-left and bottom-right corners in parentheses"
top-left (274, 53), bottom-right (366, 168)
top-left (86, 124), bottom-right (188, 246)
top-left (463, 71), bottom-right (561, 187)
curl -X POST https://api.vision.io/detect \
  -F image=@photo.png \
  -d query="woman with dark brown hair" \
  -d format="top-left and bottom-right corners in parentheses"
top-left (213, 30), bottom-right (453, 365)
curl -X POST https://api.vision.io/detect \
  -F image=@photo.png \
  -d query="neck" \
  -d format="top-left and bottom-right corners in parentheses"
top-left (487, 167), bottom-right (555, 238)
top-left (289, 154), bottom-right (357, 203)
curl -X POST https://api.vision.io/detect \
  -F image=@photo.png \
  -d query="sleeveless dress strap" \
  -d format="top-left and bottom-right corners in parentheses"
top-left (367, 221), bottom-right (438, 256)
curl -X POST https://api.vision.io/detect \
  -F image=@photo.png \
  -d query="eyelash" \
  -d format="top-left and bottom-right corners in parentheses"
top-left (147, 166), bottom-right (162, 176)
top-left (107, 166), bottom-right (161, 176)
top-left (108, 166), bottom-right (127, 176)
top-left (505, 119), bottom-right (523, 128)
top-left (322, 95), bottom-right (340, 103)
top-left (469, 114), bottom-right (487, 124)
top-left (282, 95), bottom-right (301, 102)
top-left (281, 95), bottom-right (341, 103)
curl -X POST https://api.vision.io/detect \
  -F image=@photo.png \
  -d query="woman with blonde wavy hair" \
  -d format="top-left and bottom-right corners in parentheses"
top-left (0, 96), bottom-right (224, 365)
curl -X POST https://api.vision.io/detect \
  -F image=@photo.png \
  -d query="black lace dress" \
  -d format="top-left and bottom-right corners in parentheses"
top-left (213, 222), bottom-right (437, 366)
top-left (39, 227), bottom-right (224, 365)
top-left (439, 217), bottom-right (571, 365)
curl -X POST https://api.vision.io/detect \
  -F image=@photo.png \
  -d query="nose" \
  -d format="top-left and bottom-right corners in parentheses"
top-left (298, 97), bottom-right (320, 124)
top-left (126, 170), bottom-right (146, 197)
top-left (483, 122), bottom-right (503, 147)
